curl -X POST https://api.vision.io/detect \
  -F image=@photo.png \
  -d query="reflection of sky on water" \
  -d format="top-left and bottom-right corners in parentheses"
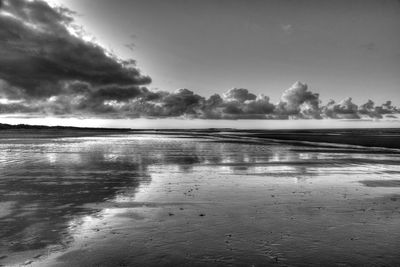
top-left (1, 134), bottom-right (400, 265)
top-left (0, 136), bottom-right (153, 263)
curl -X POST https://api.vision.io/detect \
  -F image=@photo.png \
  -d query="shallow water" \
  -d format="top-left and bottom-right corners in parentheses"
top-left (0, 134), bottom-right (400, 266)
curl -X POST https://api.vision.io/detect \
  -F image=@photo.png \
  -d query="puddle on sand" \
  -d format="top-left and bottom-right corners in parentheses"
top-left (0, 134), bottom-right (400, 266)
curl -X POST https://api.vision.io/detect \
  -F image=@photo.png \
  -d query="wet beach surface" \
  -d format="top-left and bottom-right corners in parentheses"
top-left (0, 132), bottom-right (400, 266)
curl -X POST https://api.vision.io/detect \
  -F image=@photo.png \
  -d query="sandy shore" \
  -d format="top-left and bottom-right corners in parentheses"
top-left (129, 128), bottom-right (400, 150)
top-left (0, 132), bottom-right (399, 266)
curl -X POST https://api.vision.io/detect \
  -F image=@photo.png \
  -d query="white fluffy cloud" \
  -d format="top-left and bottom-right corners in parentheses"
top-left (276, 81), bottom-right (321, 119)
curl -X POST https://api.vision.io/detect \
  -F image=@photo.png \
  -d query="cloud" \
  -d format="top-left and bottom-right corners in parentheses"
top-left (196, 90), bottom-right (275, 120)
top-left (281, 24), bottom-right (293, 34)
top-left (276, 82), bottom-right (321, 119)
top-left (0, 80), bottom-right (398, 120)
top-left (360, 42), bottom-right (376, 51)
top-left (88, 85), bottom-right (146, 102)
top-left (0, 0), bottom-right (150, 101)
top-left (358, 99), bottom-right (382, 118)
top-left (158, 88), bottom-right (204, 117)
top-left (242, 95), bottom-right (275, 115)
top-left (320, 98), bottom-right (399, 119)
top-left (223, 88), bottom-right (257, 103)
top-left (334, 98), bottom-right (358, 114)
top-left (322, 98), bottom-right (360, 119)
top-left (125, 42), bottom-right (136, 51)
top-left (0, 102), bottom-right (40, 114)
top-left (0, 1), bottom-right (398, 121)
top-left (376, 101), bottom-right (398, 115)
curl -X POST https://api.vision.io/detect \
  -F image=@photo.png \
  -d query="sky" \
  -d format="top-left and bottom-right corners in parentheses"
top-left (0, 0), bottom-right (399, 128)
top-left (46, 0), bottom-right (400, 103)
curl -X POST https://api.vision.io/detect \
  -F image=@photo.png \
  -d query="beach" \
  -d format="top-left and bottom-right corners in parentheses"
top-left (0, 130), bottom-right (400, 266)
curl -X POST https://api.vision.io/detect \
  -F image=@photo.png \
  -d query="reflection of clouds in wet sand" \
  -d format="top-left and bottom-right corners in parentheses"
top-left (1, 134), bottom-right (400, 266)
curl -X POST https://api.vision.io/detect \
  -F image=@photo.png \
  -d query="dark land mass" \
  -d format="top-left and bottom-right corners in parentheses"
top-left (1, 123), bottom-right (400, 150)
top-left (0, 123), bottom-right (131, 138)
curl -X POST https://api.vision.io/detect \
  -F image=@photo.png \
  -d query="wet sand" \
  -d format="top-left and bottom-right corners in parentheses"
top-left (131, 128), bottom-right (400, 150)
top-left (0, 132), bottom-right (400, 266)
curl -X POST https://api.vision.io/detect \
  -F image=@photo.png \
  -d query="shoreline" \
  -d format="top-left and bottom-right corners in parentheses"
top-left (1, 123), bottom-right (400, 149)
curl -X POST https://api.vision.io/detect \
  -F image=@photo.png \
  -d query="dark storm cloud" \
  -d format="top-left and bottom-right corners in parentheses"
top-left (88, 85), bottom-right (146, 102)
top-left (0, 102), bottom-right (39, 114)
top-left (0, 0), bottom-right (150, 100)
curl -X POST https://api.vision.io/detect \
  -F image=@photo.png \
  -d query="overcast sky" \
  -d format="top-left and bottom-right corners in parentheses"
top-left (48, 0), bottom-right (400, 103)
